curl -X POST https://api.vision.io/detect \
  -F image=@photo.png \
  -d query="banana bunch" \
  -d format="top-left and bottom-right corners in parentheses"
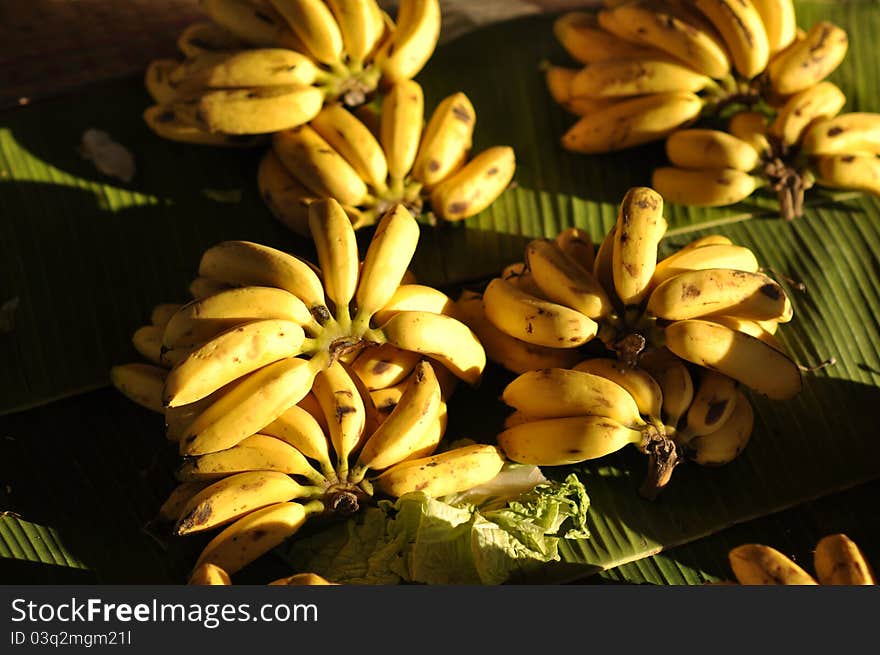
top-left (258, 79), bottom-right (516, 232)
top-left (725, 533), bottom-right (876, 585)
top-left (462, 186), bottom-right (805, 497)
top-left (111, 198), bottom-right (507, 578)
top-left (143, 0), bottom-right (441, 145)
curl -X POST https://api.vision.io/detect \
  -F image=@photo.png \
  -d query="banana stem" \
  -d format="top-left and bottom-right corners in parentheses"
top-left (348, 463), bottom-right (368, 484)
top-left (637, 426), bottom-right (681, 501)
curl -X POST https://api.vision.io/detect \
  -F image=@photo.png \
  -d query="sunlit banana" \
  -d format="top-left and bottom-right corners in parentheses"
top-left (173, 48), bottom-right (323, 92)
top-left (261, 404), bottom-right (335, 479)
top-left (177, 21), bottom-right (243, 59)
top-left (257, 149), bottom-right (319, 237)
top-left (165, 380), bottom-right (243, 442)
top-left (693, 0), bottom-right (769, 79)
top-left (768, 21), bottom-right (849, 96)
top-left (188, 277), bottom-right (232, 301)
top-left (188, 562), bottom-right (232, 585)
top-left (526, 238), bottom-right (613, 320)
top-left (376, 0), bottom-right (441, 83)
top-left (707, 315), bottom-right (783, 350)
top-left (728, 544), bottom-right (818, 585)
top-left (571, 59), bottom-right (715, 99)
top-left (310, 360), bottom-right (367, 481)
top-left (728, 111), bottom-right (772, 159)
top-left (638, 348), bottom-right (694, 430)
top-left (376, 310), bottom-right (486, 385)
top-left (307, 198), bottom-right (360, 326)
top-left (191, 85), bottom-right (325, 135)
top-left (143, 104), bottom-right (266, 147)
top-left (651, 243), bottom-right (760, 290)
top-left (562, 92), bottom-right (704, 154)
top-left (371, 284), bottom-right (460, 326)
top-left (176, 434), bottom-right (327, 485)
top-left (412, 92), bottom-right (475, 189)
top-left (267, 0), bottom-right (343, 66)
top-left (380, 79), bottom-right (424, 190)
top-left (573, 358), bottom-right (664, 420)
top-left (813, 534), bottom-right (877, 585)
top-left (311, 103), bottom-right (388, 192)
top-left (682, 370), bottom-right (739, 438)
top-left (680, 234), bottom-right (734, 250)
top-left (200, 0), bottom-right (298, 48)
top-left (110, 363), bottom-right (166, 413)
top-left (349, 344), bottom-right (421, 390)
top-left (554, 11), bottom-right (665, 65)
top-left (801, 113), bottom-right (880, 156)
top-left (373, 443), bottom-right (505, 498)
top-left (814, 154), bottom-right (880, 196)
top-left (482, 277), bottom-right (598, 349)
top-left (326, 0), bottom-right (386, 68)
top-left (646, 268), bottom-right (792, 322)
top-left (501, 368), bottom-right (646, 428)
top-left (545, 65), bottom-right (619, 117)
top-left (686, 390), bottom-right (753, 465)
top-left (751, 0), bottom-right (797, 54)
top-left (769, 82), bottom-right (847, 148)
top-left (132, 325), bottom-right (165, 367)
top-left (430, 146), bottom-right (516, 221)
top-left (555, 226), bottom-right (595, 273)
top-left (613, 186), bottom-right (666, 308)
top-left (666, 129), bottom-right (760, 172)
top-left (652, 167), bottom-right (761, 207)
top-left (501, 261), bottom-right (545, 298)
top-left (193, 499), bottom-right (324, 575)
top-left (663, 319), bottom-right (802, 399)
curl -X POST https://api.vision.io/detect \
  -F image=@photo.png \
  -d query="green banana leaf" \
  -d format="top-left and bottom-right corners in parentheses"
top-left (2, 1), bottom-right (880, 583)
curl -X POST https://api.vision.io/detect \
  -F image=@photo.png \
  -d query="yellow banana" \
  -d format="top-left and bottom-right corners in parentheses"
top-left (562, 92), bottom-right (704, 154)
top-left (638, 348), bottom-right (694, 430)
top-left (768, 21), bottom-right (849, 96)
top-left (267, 0), bottom-right (343, 66)
top-left (555, 226), bottom-right (595, 273)
top-left (143, 104), bottom-right (266, 147)
top-left (802, 113), bottom-right (880, 156)
top-left (381, 79), bottom-right (425, 185)
top-left (728, 111), bottom-right (772, 159)
top-left (455, 290), bottom-right (581, 375)
top-left (728, 544), bottom-right (818, 585)
top-left (326, 0), bottom-right (386, 68)
top-left (573, 358), bottom-right (664, 420)
top-left (651, 243), bottom-right (760, 290)
top-left (132, 325), bottom-right (165, 367)
top-left (683, 370), bottom-right (739, 438)
top-left (371, 284), bottom-right (460, 326)
top-left (751, 0), bottom-right (797, 54)
top-left (686, 389), bottom-right (753, 465)
top-left (155, 481), bottom-right (213, 524)
top-left (814, 154), bottom-right (880, 196)
top-left (193, 499), bottom-right (323, 575)
top-left (482, 277), bottom-right (598, 349)
top-left (401, 400), bottom-right (447, 460)
top-left (571, 59), bottom-right (714, 99)
top-left (307, 199), bottom-right (360, 324)
top-left (525, 238), bottom-right (613, 320)
top-left (613, 186), bottom-right (666, 308)
top-left (177, 21), bottom-right (243, 58)
top-left (706, 315), bottom-right (783, 350)
top-left (693, 0), bottom-right (769, 79)
top-left (501, 368), bottom-right (646, 428)
top-left (554, 11), bottom-right (664, 65)
top-left (545, 66), bottom-right (620, 118)
top-left (187, 277), bottom-right (230, 300)
top-left (272, 126), bottom-right (369, 206)
top-left (813, 534), bottom-right (877, 585)
top-left (375, 310), bottom-right (486, 385)
top-left (195, 85), bottom-right (325, 135)
top-left (377, 0), bottom-right (441, 84)
top-left (145, 59), bottom-right (182, 104)
top-left (770, 82), bottom-right (847, 149)
top-left (262, 404), bottom-right (334, 478)
top-left (349, 344), bottom-right (421, 390)
top-left (200, 0), bottom-right (298, 48)
top-left (311, 360), bottom-right (367, 480)
top-left (350, 360), bottom-right (443, 480)
top-left (269, 572), bottom-right (337, 585)
top-left (173, 48), bottom-right (322, 91)
top-left (646, 268), bottom-right (792, 322)
top-left (151, 303), bottom-right (182, 331)
top-left (593, 226), bottom-right (619, 307)
top-left (412, 92), bottom-right (476, 189)
top-left (188, 562), bottom-right (232, 585)
top-left (498, 415), bottom-right (644, 466)
top-left (666, 129), bottom-right (760, 172)
top-left (257, 149), bottom-right (318, 237)
top-left (311, 104), bottom-right (389, 192)
top-left (652, 167), bottom-right (760, 207)
top-left (176, 434), bottom-right (327, 485)
top-left (663, 319), bottom-right (802, 400)
top-left (430, 146), bottom-right (516, 222)
top-left (501, 261), bottom-right (545, 298)
top-left (180, 356), bottom-right (318, 455)
top-left (374, 444), bottom-right (505, 498)
top-left (110, 363), bottom-right (166, 413)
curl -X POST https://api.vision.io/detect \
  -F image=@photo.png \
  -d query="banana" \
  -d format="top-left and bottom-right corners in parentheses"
top-left (189, 277), bottom-right (232, 301)
top-left (155, 481), bottom-right (213, 524)
top-left (145, 59), bottom-right (182, 104)
top-left (110, 363), bottom-right (166, 413)
top-left (728, 544), bottom-right (818, 585)
top-left (482, 277), bottom-right (598, 349)
top-left (593, 226), bottom-right (619, 307)
top-left (151, 303), bottom-right (182, 331)
top-left (376, 0), bottom-right (441, 84)
top-left (545, 66), bottom-right (620, 118)
top-left (311, 104), bottom-right (388, 192)
top-left (381, 79), bottom-right (425, 185)
top-left (162, 286), bottom-right (316, 350)
top-left (180, 356), bottom-right (318, 455)
top-left (455, 290), bottom-right (581, 374)
top-left (707, 315), bottom-right (783, 349)
top-left (571, 59), bottom-right (714, 99)
top-left (526, 239), bottom-right (613, 320)
top-left (430, 146), bottom-right (516, 222)
top-left (728, 111), bottom-right (772, 159)
top-left (555, 227), bottom-right (595, 273)
top-left (352, 204), bottom-right (420, 329)
top-left (311, 360), bottom-right (366, 480)
top-left (132, 325), bottom-right (165, 367)
top-left (646, 268), bottom-right (792, 322)
top-left (176, 434), bottom-right (327, 485)
top-left (177, 21), bottom-right (243, 58)
top-left (638, 348), bottom-right (694, 429)
top-left (188, 562), bottom-right (232, 585)
top-left (401, 400), bottom-right (447, 460)
top-left (198, 240), bottom-right (328, 319)
top-left (686, 389), bottom-right (753, 465)
top-left (498, 415), bottom-right (645, 466)
top-left (814, 155), bottom-right (880, 196)
top-left (501, 261), bottom-right (545, 298)
top-left (573, 358), bottom-right (664, 420)
top-left (194, 85), bottom-right (325, 135)
top-left (349, 344), bottom-right (421, 390)
top-left (307, 199), bottom-right (360, 324)
top-left (257, 149), bottom-right (318, 237)
top-left (143, 105), bottom-right (266, 147)
top-left (501, 368), bottom-right (646, 428)
top-left (652, 167), bottom-right (760, 207)
top-left (350, 360), bottom-right (443, 480)
top-left (751, 0), bottom-right (797, 54)
top-left (262, 404), bottom-right (335, 478)
top-left (412, 92), bottom-right (476, 189)
top-left (597, 2), bottom-right (730, 79)
top-left (376, 310), bottom-right (486, 385)
top-left (666, 129), bottom-right (760, 172)
top-left (193, 499), bottom-right (323, 575)
top-left (371, 284), bottom-right (460, 325)
top-left (165, 380), bottom-right (240, 442)
top-left (683, 370), bottom-right (739, 438)
top-left (269, 572), bottom-right (337, 585)
top-left (802, 113), bottom-right (880, 156)
top-left (267, 0), bottom-right (343, 66)
top-left (561, 92), bottom-right (704, 154)
top-left (770, 82), bottom-right (847, 149)
top-left (663, 319), bottom-right (802, 400)
top-left (503, 410), bottom-right (532, 429)
top-left (651, 243), bottom-right (760, 290)
top-left (681, 234), bottom-right (734, 250)
top-left (554, 11), bottom-right (665, 65)
top-left (200, 0), bottom-right (298, 48)
top-left (272, 125), bottom-right (370, 206)
top-left (813, 534), bottom-right (877, 585)
top-left (326, 0), bottom-right (386, 68)
top-left (173, 49), bottom-right (322, 91)
top-left (693, 0), bottom-right (769, 79)
top-left (373, 444), bottom-right (505, 498)
top-left (767, 21), bottom-right (849, 96)
top-left (613, 186), bottom-right (666, 308)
